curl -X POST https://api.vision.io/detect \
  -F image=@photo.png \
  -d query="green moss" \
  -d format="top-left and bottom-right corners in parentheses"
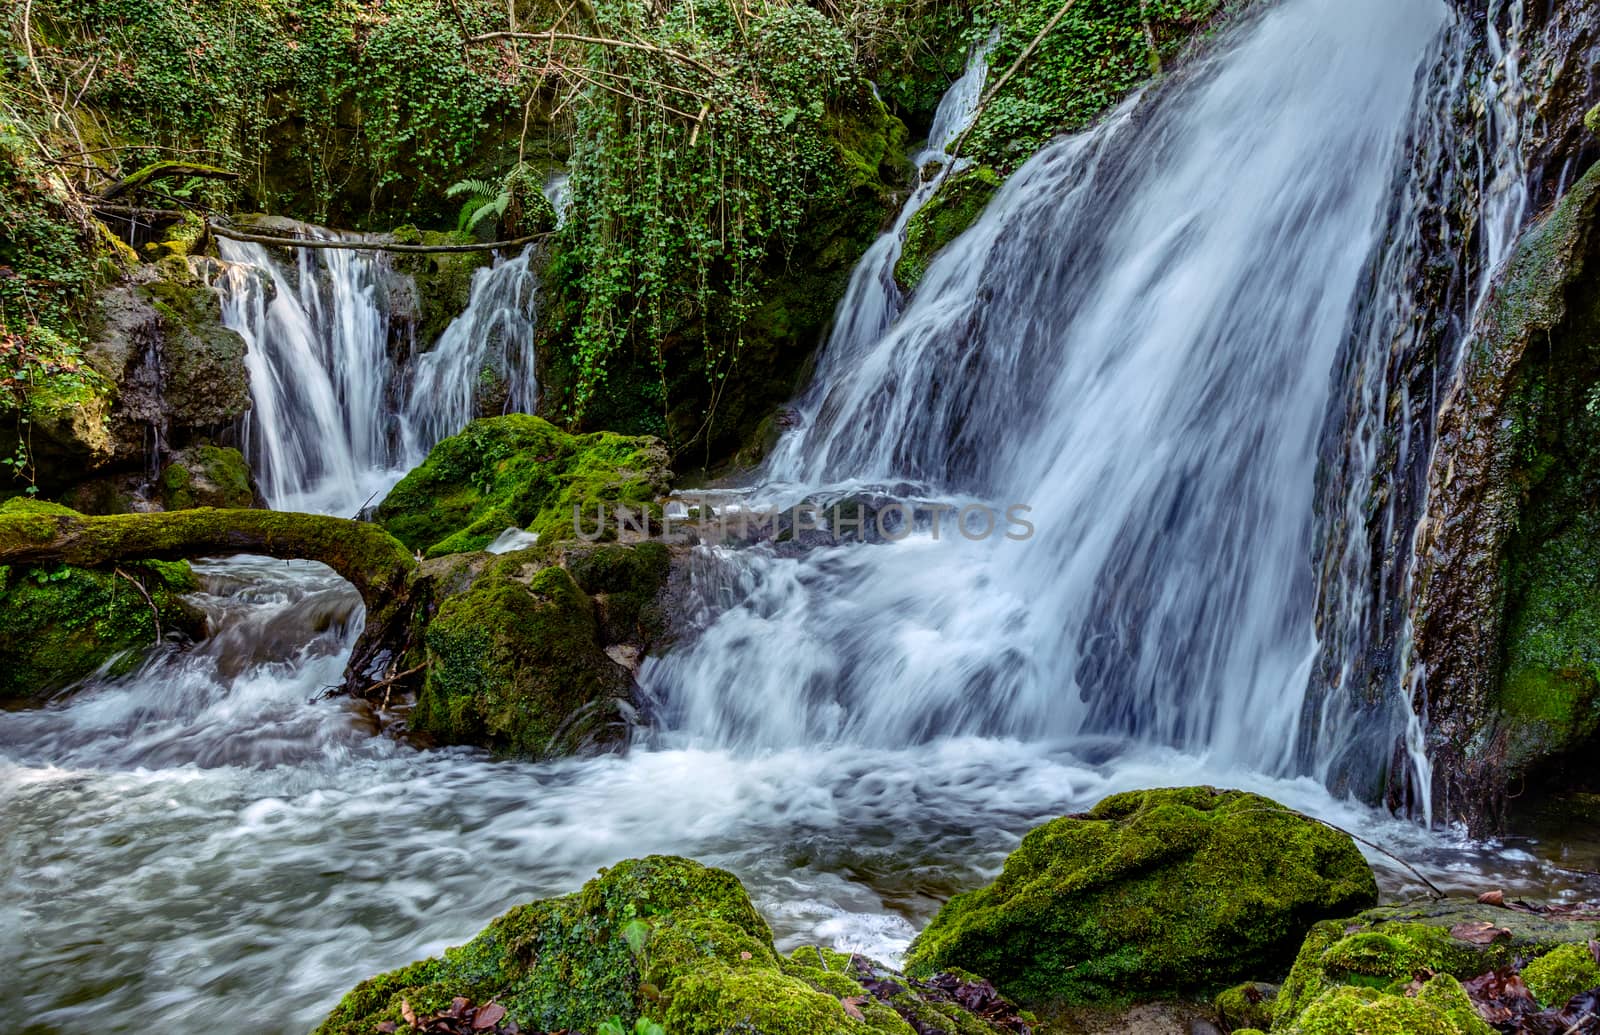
top-left (415, 556), bottom-right (631, 757)
top-left (1521, 942), bottom-right (1600, 1006)
top-left (1492, 163), bottom-right (1600, 778)
top-left (159, 445), bottom-right (256, 510)
top-left (903, 787), bottom-right (1378, 1006)
top-left (1274, 900), bottom-right (1600, 1027)
top-left (376, 414), bottom-right (671, 557)
top-left (0, 496), bottom-right (199, 700)
top-left (1586, 104), bottom-right (1599, 136)
top-left (316, 855), bottom-right (1020, 1035)
top-left (1214, 981), bottom-right (1276, 1031)
top-left (895, 164), bottom-right (1002, 292)
top-left (1281, 976), bottom-right (1494, 1035)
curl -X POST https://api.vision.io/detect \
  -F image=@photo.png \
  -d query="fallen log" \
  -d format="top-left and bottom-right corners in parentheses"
top-left (208, 224), bottom-right (550, 254)
top-left (101, 161), bottom-right (239, 201)
top-left (0, 508), bottom-right (421, 691)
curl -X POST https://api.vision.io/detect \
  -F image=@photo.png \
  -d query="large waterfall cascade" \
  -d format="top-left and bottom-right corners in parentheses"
top-left (3, 2), bottom-right (1589, 1032)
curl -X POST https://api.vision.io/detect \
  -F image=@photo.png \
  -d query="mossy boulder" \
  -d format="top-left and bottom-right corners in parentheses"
top-left (158, 444), bottom-right (258, 510)
top-left (1276, 975), bottom-right (1493, 1035)
top-left (1521, 941), bottom-right (1600, 1007)
top-left (903, 787), bottom-right (1378, 1006)
top-left (315, 855), bottom-right (1026, 1035)
top-left (1215, 980), bottom-right (1277, 1031)
top-left (895, 165), bottom-right (1003, 293)
top-left (1274, 899), bottom-right (1600, 1027)
top-left (413, 551), bottom-right (637, 757)
top-left (80, 259), bottom-right (251, 475)
top-left (0, 499), bottom-right (198, 700)
top-left (376, 414), bottom-right (671, 558)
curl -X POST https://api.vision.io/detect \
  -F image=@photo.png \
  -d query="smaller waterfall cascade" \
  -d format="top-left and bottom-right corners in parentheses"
top-left (400, 247), bottom-right (541, 461)
top-left (213, 231), bottom-right (541, 514)
top-left (215, 234), bottom-right (397, 514)
top-left (763, 38), bottom-right (991, 479)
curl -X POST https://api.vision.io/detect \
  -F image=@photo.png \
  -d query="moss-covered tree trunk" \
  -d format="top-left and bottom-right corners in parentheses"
top-left (0, 507), bottom-right (420, 691)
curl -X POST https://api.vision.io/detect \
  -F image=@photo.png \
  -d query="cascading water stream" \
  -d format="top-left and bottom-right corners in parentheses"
top-left (212, 233), bottom-right (540, 514)
top-left (653, 0), bottom-right (1446, 769)
top-left (5, 4), bottom-right (1592, 1033)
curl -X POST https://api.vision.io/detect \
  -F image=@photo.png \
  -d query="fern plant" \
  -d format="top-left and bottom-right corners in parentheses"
top-left (445, 175), bottom-right (512, 233)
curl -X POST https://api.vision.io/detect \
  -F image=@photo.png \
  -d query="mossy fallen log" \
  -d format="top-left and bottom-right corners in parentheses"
top-left (0, 505), bottom-right (419, 690)
top-left (100, 161), bottom-right (239, 200)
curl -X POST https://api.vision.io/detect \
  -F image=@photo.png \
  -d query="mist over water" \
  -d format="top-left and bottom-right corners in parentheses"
top-left (2, 1), bottom-right (1584, 1032)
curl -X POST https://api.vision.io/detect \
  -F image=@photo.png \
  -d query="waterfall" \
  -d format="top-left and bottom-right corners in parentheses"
top-left (212, 232), bottom-right (541, 514)
top-left (399, 248), bottom-right (541, 460)
top-left (645, 0), bottom-right (1449, 766)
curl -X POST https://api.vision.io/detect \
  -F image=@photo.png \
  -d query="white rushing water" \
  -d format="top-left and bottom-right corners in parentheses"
top-left (665, 0), bottom-right (1448, 769)
top-left (3, 2), bottom-right (1584, 1032)
top-left (213, 233), bottom-right (541, 514)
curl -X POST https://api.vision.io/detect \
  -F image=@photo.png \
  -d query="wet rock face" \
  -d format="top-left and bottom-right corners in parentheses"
top-left (85, 259), bottom-right (251, 469)
top-left (314, 855), bottom-right (1030, 1035)
top-left (1412, 163), bottom-right (1600, 833)
top-left (902, 787), bottom-right (1378, 1007)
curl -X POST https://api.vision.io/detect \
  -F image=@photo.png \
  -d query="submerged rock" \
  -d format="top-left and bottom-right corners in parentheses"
top-left (314, 855), bottom-right (1029, 1035)
top-left (903, 787), bottom-right (1378, 1006)
top-left (376, 414), bottom-right (670, 558)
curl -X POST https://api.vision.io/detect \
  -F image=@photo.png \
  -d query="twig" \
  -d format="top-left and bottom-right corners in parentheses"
top-left (469, 29), bottom-right (725, 77)
top-left (208, 224), bottom-right (551, 254)
top-left (113, 566), bottom-right (162, 644)
top-left (362, 663), bottom-right (427, 705)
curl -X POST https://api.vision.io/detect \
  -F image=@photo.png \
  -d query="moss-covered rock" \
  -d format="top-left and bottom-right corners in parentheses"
top-left (0, 499), bottom-right (198, 700)
top-left (1215, 980), bottom-right (1277, 1031)
top-left (895, 164), bottom-right (1002, 292)
top-left (389, 227), bottom-right (493, 349)
top-left (1278, 975), bottom-right (1493, 1035)
top-left (158, 444), bottom-right (258, 510)
top-left (414, 552), bottom-right (635, 757)
top-left (1587, 103), bottom-right (1599, 136)
top-left (376, 414), bottom-right (671, 558)
top-left (1273, 899), bottom-right (1600, 1027)
top-left (1412, 162), bottom-right (1600, 828)
top-left (80, 259), bottom-right (252, 475)
top-left (315, 855), bottom-right (1025, 1035)
top-left (1519, 941), bottom-right (1600, 1007)
top-left (903, 787), bottom-right (1378, 1006)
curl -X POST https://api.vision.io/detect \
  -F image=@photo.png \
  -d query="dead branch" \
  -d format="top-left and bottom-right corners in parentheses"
top-left (469, 29), bottom-right (725, 77)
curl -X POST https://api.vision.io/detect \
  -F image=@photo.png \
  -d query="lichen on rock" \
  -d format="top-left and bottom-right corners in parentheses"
top-left (903, 787), bottom-right (1378, 1006)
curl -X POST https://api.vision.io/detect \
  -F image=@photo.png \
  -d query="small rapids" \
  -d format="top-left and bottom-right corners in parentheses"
top-left (0, 559), bottom-right (1587, 1032)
